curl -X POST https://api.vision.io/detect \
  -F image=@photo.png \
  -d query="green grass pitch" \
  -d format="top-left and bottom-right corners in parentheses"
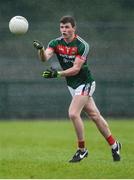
top-left (0, 119), bottom-right (134, 179)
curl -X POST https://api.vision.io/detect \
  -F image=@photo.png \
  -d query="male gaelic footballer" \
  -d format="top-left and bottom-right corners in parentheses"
top-left (33, 16), bottom-right (121, 163)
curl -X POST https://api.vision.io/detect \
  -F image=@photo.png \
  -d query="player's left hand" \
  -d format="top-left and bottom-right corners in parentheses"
top-left (33, 40), bottom-right (43, 50)
top-left (42, 68), bottom-right (61, 78)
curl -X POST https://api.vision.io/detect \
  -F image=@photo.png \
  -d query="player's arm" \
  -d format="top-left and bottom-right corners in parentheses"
top-left (42, 57), bottom-right (85, 78)
top-left (59, 57), bottom-right (84, 77)
top-left (33, 40), bottom-right (54, 61)
top-left (39, 48), bottom-right (54, 61)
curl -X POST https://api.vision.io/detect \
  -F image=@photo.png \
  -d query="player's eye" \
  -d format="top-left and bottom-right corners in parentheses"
top-left (65, 26), bottom-right (70, 29)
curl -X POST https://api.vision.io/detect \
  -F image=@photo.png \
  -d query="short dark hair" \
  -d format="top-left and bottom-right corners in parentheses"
top-left (60, 16), bottom-right (76, 27)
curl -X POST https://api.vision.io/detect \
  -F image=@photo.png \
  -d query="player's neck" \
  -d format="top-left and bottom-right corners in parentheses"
top-left (64, 34), bottom-right (76, 43)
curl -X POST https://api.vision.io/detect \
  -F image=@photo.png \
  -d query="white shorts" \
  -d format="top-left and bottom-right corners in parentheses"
top-left (68, 81), bottom-right (96, 97)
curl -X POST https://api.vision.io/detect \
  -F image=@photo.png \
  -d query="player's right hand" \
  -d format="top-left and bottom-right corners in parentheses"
top-left (33, 40), bottom-right (44, 50)
top-left (42, 67), bottom-right (61, 78)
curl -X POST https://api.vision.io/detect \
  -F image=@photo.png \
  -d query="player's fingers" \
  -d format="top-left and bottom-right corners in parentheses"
top-left (33, 40), bottom-right (43, 49)
top-left (33, 42), bottom-right (39, 49)
top-left (33, 40), bottom-right (40, 43)
top-left (42, 71), bottom-right (50, 77)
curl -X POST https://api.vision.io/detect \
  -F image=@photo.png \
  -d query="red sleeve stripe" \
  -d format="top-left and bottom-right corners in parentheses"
top-left (46, 47), bottom-right (54, 51)
top-left (76, 55), bottom-right (86, 61)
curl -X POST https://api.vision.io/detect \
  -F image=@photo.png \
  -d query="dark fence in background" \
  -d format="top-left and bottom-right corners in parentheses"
top-left (0, 80), bottom-right (133, 119)
top-left (0, 80), bottom-right (70, 119)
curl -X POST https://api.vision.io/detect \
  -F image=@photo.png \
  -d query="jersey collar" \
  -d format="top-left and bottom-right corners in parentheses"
top-left (63, 34), bottom-right (77, 44)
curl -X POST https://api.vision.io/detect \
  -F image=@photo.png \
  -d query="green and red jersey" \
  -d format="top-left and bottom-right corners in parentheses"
top-left (47, 35), bottom-right (94, 89)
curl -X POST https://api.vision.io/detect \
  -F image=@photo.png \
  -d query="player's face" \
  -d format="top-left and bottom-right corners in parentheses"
top-left (60, 23), bottom-right (75, 40)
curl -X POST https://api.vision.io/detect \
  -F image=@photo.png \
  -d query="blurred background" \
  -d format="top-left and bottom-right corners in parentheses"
top-left (0, 0), bottom-right (134, 119)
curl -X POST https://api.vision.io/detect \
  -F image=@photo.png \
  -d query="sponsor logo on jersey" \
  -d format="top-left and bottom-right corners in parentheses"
top-left (56, 45), bottom-right (78, 56)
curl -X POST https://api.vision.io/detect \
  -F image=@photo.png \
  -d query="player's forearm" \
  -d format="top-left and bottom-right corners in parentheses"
top-left (38, 48), bottom-right (48, 62)
top-left (59, 66), bottom-right (80, 77)
top-left (42, 66), bottom-right (80, 79)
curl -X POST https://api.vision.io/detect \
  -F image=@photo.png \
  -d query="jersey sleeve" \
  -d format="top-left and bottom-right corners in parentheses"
top-left (47, 39), bottom-right (58, 52)
top-left (76, 42), bottom-right (89, 61)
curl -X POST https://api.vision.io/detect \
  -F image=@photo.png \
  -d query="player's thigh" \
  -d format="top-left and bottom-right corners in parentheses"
top-left (69, 95), bottom-right (89, 115)
top-left (84, 97), bottom-right (100, 116)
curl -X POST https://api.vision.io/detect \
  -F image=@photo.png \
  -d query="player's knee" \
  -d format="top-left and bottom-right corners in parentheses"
top-left (69, 111), bottom-right (79, 120)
